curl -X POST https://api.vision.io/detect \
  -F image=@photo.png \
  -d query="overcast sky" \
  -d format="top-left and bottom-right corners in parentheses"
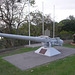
top-left (0, 0), bottom-right (75, 22)
top-left (34, 0), bottom-right (75, 22)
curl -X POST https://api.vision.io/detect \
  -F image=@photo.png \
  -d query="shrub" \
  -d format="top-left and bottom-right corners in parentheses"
top-left (59, 30), bottom-right (73, 40)
top-left (73, 34), bottom-right (75, 43)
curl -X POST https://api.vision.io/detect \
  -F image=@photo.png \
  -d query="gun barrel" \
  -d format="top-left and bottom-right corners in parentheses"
top-left (0, 33), bottom-right (47, 43)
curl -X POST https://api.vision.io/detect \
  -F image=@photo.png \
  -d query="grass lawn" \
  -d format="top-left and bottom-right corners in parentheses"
top-left (0, 45), bottom-right (75, 75)
top-left (63, 44), bottom-right (75, 48)
top-left (0, 47), bottom-right (39, 57)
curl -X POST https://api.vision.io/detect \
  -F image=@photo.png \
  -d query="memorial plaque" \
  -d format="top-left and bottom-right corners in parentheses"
top-left (39, 48), bottom-right (47, 54)
top-left (45, 29), bottom-right (50, 36)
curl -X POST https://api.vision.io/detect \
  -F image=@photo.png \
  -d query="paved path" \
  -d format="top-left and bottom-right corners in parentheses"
top-left (2, 46), bottom-right (75, 70)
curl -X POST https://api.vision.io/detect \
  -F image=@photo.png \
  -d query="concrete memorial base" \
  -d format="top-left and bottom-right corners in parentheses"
top-left (35, 47), bottom-right (61, 57)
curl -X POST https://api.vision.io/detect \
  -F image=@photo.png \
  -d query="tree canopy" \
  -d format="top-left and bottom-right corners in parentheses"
top-left (60, 16), bottom-right (75, 32)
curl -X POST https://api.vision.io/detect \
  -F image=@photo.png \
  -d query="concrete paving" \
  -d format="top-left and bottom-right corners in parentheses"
top-left (2, 46), bottom-right (75, 70)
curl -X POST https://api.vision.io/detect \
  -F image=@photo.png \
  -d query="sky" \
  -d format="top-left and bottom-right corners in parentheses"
top-left (33, 0), bottom-right (75, 22)
top-left (0, 0), bottom-right (75, 22)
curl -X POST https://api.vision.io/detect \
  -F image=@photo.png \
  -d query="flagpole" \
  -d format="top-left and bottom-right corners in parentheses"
top-left (53, 5), bottom-right (55, 38)
top-left (28, 0), bottom-right (30, 46)
top-left (42, 2), bottom-right (44, 35)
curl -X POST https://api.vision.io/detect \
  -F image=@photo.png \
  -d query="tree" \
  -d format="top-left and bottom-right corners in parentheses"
top-left (68, 15), bottom-right (75, 20)
top-left (73, 34), bottom-right (75, 43)
top-left (59, 30), bottom-right (73, 40)
top-left (30, 11), bottom-right (52, 36)
top-left (0, 0), bottom-right (35, 48)
top-left (61, 19), bottom-right (75, 32)
top-left (0, 0), bottom-right (35, 33)
top-left (58, 15), bottom-right (75, 40)
top-left (30, 11), bottom-right (43, 25)
top-left (59, 15), bottom-right (75, 33)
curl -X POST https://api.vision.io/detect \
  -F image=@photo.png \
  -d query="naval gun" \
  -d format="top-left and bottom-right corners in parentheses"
top-left (0, 33), bottom-right (63, 57)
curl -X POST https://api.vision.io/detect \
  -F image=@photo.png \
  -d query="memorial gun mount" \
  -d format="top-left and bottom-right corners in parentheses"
top-left (0, 33), bottom-right (63, 57)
